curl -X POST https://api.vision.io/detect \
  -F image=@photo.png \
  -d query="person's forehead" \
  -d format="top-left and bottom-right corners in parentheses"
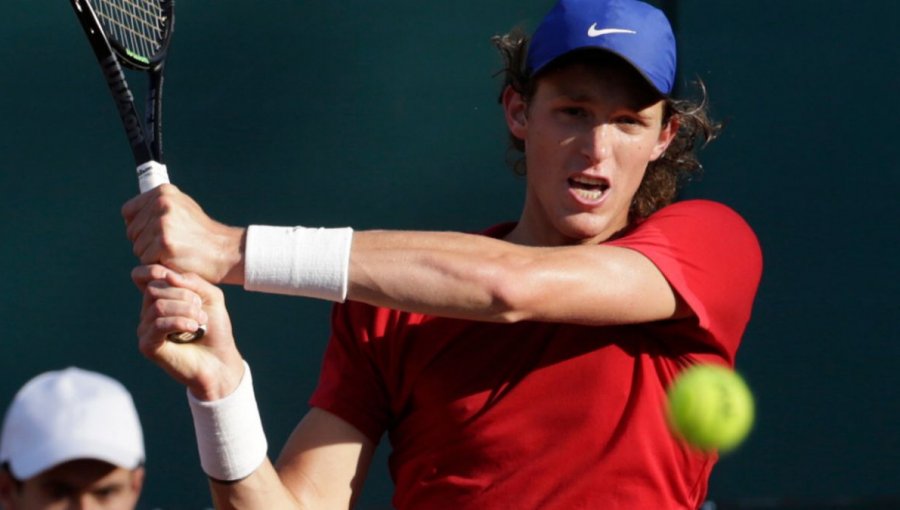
top-left (32, 460), bottom-right (131, 487)
top-left (535, 62), bottom-right (663, 109)
top-left (539, 50), bottom-right (657, 89)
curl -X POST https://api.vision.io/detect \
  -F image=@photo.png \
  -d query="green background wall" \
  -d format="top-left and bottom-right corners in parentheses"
top-left (1, 1), bottom-right (897, 508)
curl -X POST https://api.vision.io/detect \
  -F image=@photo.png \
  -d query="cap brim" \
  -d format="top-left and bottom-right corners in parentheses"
top-left (8, 439), bottom-right (144, 479)
top-left (532, 46), bottom-right (669, 97)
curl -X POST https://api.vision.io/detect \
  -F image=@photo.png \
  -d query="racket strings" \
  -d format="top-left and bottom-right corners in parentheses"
top-left (92, 0), bottom-right (167, 60)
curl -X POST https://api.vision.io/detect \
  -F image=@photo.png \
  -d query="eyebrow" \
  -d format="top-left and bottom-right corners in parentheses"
top-left (551, 87), bottom-right (596, 103)
top-left (556, 92), bottom-right (659, 116)
top-left (41, 480), bottom-right (75, 494)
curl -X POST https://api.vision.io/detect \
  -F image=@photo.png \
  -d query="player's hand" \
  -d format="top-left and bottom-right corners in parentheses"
top-left (122, 184), bottom-right (246, 286)
top-left (133, 264), bottom-right (245, 400)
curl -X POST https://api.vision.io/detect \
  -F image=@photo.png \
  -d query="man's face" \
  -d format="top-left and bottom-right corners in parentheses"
top-left (0, 460), bottom-right (143, 510)
top-left (504, 58), bottom-right (676, 246)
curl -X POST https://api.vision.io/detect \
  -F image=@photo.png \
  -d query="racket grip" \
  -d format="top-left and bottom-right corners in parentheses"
top-left (167, 324), bottom-right (207, 343)
top-left (137, 160), bottom-right (170, 193)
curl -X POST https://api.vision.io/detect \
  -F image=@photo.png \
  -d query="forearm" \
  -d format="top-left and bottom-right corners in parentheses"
top-left (194, 377), bottom-right (372, 510)
top-left (188, 362), bottom-right (304, 510)
top-left (347, 230), bottom-right (530, 322)
top-left (209, 462), bottom-right (307, 510)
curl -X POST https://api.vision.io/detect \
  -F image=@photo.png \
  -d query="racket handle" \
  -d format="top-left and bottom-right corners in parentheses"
top-left (135, 161), bottom-right (207, 343)
top-left (137, 160), bottom-right (170, 193)
top-left (167, 325), bottom-right (207, 343)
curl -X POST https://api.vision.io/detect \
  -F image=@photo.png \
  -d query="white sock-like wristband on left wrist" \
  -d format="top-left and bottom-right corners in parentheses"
top-left (187, 361), bottom-right (268, 482)
top-left (244, 225), bottom-right (353, 302)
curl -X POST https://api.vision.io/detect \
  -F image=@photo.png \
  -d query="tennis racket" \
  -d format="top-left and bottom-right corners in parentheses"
top-left (70, 0), bottom-right (204, 343)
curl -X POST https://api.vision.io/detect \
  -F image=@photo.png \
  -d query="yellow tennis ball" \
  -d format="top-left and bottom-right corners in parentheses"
top-left (666, 363), bottom-right (755, 453)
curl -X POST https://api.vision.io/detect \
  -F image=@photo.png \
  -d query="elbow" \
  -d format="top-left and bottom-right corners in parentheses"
top-left (483, 264), bottom-right (537, 324)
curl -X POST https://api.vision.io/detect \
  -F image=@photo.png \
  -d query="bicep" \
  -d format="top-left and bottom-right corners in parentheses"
top-left (275, 408), bottom-right (376, 510)
top-left (500, 245), bottom-right (688, 325)
top-left (348, 230), bottom-right (686, 326)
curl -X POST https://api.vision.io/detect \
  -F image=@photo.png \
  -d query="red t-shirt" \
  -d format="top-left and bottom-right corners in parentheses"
top-left (310, 200), bottom-right (762, 509)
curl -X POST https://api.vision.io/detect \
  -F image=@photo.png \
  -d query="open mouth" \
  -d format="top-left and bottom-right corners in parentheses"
top-left (569, 175), bottom-right (610, 202)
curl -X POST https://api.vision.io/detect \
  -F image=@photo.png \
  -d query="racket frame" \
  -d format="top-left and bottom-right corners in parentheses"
top-left (69, 0), bottom-right (174, 170)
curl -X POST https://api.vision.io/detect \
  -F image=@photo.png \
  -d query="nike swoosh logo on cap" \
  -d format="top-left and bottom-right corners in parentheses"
top-left (587, 23), bottom-right (637, 37)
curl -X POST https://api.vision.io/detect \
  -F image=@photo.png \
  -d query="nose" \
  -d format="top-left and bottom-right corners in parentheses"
top-left (581, 123), bottom-right (611, 165)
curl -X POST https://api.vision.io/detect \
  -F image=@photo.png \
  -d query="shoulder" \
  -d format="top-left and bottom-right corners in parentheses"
top-left (646, 199), bottom-right (753, 228)
top-left (607, 199), bottom-right (763, 309)
top-left (610, 200), bottom-right (763, 359)
top-left (624, 200), bottom-right (760, 253)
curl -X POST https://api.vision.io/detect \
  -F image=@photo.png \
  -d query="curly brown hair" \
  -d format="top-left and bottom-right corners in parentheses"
top-left (492, 30), bottom-right (721, 220)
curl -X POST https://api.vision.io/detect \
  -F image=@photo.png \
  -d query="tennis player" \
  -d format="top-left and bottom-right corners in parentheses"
top-left (126, 0), bottom-right (763, 508)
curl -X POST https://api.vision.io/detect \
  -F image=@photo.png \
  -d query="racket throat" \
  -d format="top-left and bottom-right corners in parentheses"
top-left (101, 55), bottom-right (150, 153)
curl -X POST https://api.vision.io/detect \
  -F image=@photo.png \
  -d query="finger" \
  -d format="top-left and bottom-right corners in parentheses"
top-left (121, 193), bottom-right (144, 224)
top-left (121, 186), bottom-right (159, 223)
top-left (143, 290), bottom-right (209, 331)
top-left (128, 197), bottom-right (167, 263)
top-left (147, 279), bottom-right (203, 302)
top-left (154, 315), bottom-right (204, 338)
top-left (124, 184), bottom-right (184, 247)
top-left (133, 232), bottom-right (163, 266)
top-left (125, 200), bottom-right (156, 244)
top-left (132, 264), bottom-right (173, 290)
top-left (142, 276), bottom-right (211, 328)
top-left (164, 271), bottom-right (224, 307)
top-left (137, 315), bottom-right (204, 364)
top-left (122, 183), bottom-right (181, 219)
top-left (138, 286), bottom-right (202, 326)
top-left (146, 280), bottom-right (209, 323)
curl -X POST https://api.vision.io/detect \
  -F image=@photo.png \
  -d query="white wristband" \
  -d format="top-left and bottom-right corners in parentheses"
top-left (244, 225), bottom-right (353, 302)
top-left (187, 361), bottom-right (268, 482)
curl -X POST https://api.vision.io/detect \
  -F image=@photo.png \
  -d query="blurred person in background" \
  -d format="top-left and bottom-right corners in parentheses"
top-left (0, 368), bottom-right (145, 510)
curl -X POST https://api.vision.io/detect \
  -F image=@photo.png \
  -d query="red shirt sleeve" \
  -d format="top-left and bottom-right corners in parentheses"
top-left (606, 200), bottom-right (763, 362)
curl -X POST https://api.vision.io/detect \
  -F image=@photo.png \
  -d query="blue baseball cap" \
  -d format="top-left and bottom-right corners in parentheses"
top-left (526, 0), bottom-right (677, 95)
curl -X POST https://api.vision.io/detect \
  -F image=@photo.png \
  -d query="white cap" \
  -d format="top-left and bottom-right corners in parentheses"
top-left (0, 367), bottom-right (145, 480)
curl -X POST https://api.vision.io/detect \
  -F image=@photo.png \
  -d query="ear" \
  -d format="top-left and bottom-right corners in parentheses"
top-left (649, 115), bottom-right (679, 161)
top-left (131, 466), bottom-right (145, 494)
top-left (501, 85), bottom-right (528, 141)
top-left (122, 466), bottom-right (146, 508)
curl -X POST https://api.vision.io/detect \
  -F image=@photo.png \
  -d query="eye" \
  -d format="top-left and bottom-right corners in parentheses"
top-left (47, 483), bottom-right (72, 500)
top-left (614, 115), bottom-right (642, 125)
top-left (94, 484), bottom-right (123, 500)
top-left (559, 106), bottom-right (589, 118)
